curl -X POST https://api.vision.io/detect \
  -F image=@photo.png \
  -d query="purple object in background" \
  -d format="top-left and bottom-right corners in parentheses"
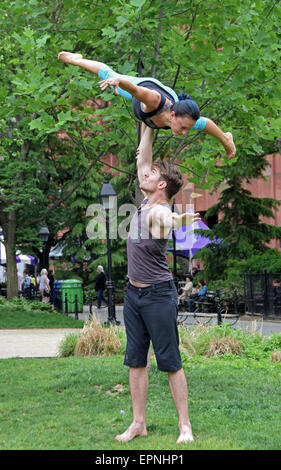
top-left (168, 220), bottom-right (220, 259)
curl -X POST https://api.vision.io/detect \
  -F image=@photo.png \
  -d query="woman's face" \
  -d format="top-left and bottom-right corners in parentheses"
top-left (169, 112), bottom-right (196, 136)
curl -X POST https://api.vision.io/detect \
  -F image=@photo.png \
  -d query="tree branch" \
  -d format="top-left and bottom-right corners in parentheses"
top-left (96, 159), bottom-right (135, 177)
top-left (200, 0), bottom-right (280, 111)
top-left (22, 145), bottom-right (115, 227)
top-left (172, 1), bottom-right (201, 90)
top-left (150, 0), bottom-right (165, 77)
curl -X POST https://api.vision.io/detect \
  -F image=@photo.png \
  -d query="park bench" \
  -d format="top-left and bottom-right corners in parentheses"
top-left (177, 290), bottom-right (240, 326)
top-left (192, 291), bottom-right (219, 324)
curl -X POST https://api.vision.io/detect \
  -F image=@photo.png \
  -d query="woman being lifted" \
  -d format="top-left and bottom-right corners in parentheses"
top-left (58, 52), bottom-right (236, 160)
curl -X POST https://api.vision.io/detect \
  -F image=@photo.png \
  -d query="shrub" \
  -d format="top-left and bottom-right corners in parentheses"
top-left (58, 333), bottom-right (80, 357)
top-left (179, 323), bottom-right (244, 357)
top-left (206, 336), bottom-right (243, 357)
top-left (263, 333), bottom-right (281, 352)
top-left (179, 323), bottom-right (281, 361)
top-left (0, 296), bottom-right (54, 312)
top-left (74, 314), bottom-right (122, 357)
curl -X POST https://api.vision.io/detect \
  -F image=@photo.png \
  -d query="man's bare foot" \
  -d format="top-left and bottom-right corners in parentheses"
top-left (115, 422), bottom-right (147, 443)
top-left (224, 132), bottom-right (236, 159)
top-left (176, 424), bottom-right (194, 444)
top-left (58, 51), bottom-right (83, 65)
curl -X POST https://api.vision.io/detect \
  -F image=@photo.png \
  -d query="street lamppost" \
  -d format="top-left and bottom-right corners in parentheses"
top-left (38, 225), bottom-right (50, 271)
top-left (98, 179), bottom-right (120, 325)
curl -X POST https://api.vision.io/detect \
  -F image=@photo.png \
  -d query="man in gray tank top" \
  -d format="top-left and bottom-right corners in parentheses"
top-left (115, 125), bottom-right (200, 445)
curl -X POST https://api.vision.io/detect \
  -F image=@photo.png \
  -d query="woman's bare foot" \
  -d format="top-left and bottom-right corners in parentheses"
top-left (115, 422), bottom-right (147, 443)
top-left (224, 132), bottom-right (236, 159)
top-left (58, 51), bottom-right (83, 65)
top-left (176, 424), bottom-right (194, 444)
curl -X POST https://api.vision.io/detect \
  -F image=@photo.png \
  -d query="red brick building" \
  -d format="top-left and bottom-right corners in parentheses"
top-left (174, 153), bottom-right (281, 251)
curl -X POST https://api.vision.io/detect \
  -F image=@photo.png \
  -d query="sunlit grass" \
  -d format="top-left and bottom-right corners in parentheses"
top-left (0, 354), bottom-right (280, 450)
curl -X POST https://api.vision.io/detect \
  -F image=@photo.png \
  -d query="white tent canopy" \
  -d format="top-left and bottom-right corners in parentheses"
top-left (0, 240), bottom-right (38, 266)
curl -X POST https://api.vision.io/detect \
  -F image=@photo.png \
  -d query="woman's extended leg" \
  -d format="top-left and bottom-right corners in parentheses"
top-left (58, 52), bottom-right (105, 75)
top-left (58, 52), bottom-right (143, 99)
top-left (58, 52), bottom-right (178, 102)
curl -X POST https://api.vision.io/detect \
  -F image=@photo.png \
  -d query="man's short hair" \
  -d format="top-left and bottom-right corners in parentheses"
top-left (153, 160), bottom-right (184, 199)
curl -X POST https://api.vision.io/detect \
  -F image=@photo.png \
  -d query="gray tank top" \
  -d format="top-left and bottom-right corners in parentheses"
top-left (127, 199), bottom-right (173, 284)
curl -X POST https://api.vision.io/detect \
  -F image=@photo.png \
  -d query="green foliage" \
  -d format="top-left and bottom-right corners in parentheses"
top-left (234, 251), bottom-right (281, 274)
top-left (179, 323), bottom-right (281, 361)
top-left (1, 0), bottom-right (280, 297)
top-left (202, 251), bottom-right (281, 290)
top-left (52, 266), bottom-right (83, 282)
top-left (0, 296), bottom-right (54, 313)
top-left (194, 181), bottom-right (281, 280)
top-left (58, 333), bottom-right (80, 358)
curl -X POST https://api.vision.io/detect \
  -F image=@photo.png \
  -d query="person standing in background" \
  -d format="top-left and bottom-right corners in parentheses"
top-left (23, 270), bottom-right (31, 300)
top-left (95, 265), bottom-right (108, 309)
top-left (48, 269), bottom-right (55, 298)
top-left (17, 271), bottom-right (23, 297)
top-left (39, 269), bottom-right (50, 303)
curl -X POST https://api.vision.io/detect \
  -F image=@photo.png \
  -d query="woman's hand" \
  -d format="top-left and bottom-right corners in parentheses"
top-left (98, 78), bottom-right (121, 95)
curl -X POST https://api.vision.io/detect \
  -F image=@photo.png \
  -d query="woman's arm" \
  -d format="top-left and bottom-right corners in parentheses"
top-left (45, 276), bottom-right (50, 290)
top-left (99, 77), bottom-right (161, 111)
top-left (203, 118), bottom-right (236, 159)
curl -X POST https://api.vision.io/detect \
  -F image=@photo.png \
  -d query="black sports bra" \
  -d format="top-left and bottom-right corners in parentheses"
top-left (132, 80), bottom-right (174, 129)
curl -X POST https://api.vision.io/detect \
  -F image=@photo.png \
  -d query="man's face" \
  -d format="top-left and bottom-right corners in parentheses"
top-left (170, 112), bottom-right (196, 136)
top-left (140, 166), bottom-right (166, 194)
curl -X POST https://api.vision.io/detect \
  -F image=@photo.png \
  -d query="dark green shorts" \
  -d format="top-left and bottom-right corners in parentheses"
top-left (123, 281), bottom-right (182, 372)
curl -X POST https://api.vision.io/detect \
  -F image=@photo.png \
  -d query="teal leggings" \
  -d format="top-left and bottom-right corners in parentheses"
top-left (98, 65), bottom-right (178, 102)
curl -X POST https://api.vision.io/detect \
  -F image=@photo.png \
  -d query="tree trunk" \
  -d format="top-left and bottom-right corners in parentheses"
top-left (3, 210), bottom-right (18, 299)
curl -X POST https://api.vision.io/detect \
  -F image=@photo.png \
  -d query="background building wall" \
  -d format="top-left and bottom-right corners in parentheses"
top-left (174, 153), bottom-right (281, 251)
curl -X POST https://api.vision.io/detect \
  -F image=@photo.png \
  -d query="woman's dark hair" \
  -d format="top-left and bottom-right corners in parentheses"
top-left (198, 279), bottom-right (205, 286)
top-left (170, 93), bottom-right (200, 121)
top-left (186, 274), bottom-right (193, 281)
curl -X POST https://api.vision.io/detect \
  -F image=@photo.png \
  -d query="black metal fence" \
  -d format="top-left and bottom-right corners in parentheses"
top-left (53, 290), bottom-right (80, 320)
top-left (244, 271), bottom-right (281, 317)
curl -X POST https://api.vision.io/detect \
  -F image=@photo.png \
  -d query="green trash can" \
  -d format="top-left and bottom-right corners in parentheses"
top-left (61, 279), bottom-right (83, 313)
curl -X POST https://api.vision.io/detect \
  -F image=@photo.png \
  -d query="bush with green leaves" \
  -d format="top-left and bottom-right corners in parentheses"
top-left (58, 333), bottom-right (81, 358)
top-left (179, 323), bottom-right (281, 361)
top-left (200, 250), bottom-right (281, 298)
top-left (58, 316), bottom-right (127, 358)
top-left (0, 296), bottom-right (54, 312)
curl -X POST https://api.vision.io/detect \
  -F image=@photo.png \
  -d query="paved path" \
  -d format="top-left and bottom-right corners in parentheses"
top-left (0, 328), bottom-right (80, 359)
top-left (0, 306), bottom-right (280, 359)
top-left (0, 306), bottom-right (124, 359)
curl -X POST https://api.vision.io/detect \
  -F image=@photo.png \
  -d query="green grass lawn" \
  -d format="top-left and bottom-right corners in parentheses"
top-left (0, 354), bottom-right (280, 450)
top-left (0, 309), bottom-right (84, 329)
